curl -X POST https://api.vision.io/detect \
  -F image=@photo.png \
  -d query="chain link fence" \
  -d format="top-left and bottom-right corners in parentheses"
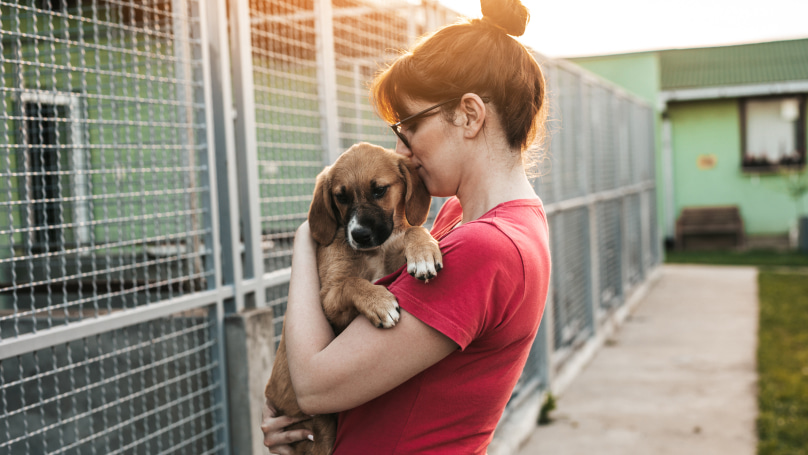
top-left (1, 0), bottom-right (659, 453)
top-left (505, 58), bottom-right (659, 414)
top-left (1, 0), bottom-right (229, 453)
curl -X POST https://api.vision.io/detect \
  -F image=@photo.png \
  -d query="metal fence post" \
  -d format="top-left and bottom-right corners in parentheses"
top-left (581, 78), bottom-right (601, 330)
top-left (315, 0), bottom-right (341, 165)
top-left (205, 0), bottom-right (243, 309)
top-left (229, 0), bottom-right (266, 306)
top-left (198, 0), bottom-right (233, 450)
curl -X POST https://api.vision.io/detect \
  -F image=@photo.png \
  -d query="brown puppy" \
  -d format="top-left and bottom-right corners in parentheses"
top-left (265, 142), bottom-right (443, 455)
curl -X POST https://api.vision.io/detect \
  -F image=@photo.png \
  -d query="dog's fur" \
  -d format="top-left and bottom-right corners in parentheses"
top-left (264, 143), bottom-right (443, 455)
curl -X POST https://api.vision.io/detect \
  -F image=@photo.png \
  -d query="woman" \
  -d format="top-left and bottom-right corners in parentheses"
top-left (262, 0), bottom-right (551, 453)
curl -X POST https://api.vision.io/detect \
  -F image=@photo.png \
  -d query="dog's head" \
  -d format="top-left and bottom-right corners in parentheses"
top-left (308, 142), bottom-right (431, 249)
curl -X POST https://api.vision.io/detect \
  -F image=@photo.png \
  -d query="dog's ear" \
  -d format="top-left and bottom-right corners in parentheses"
top-left (308, 166), bottom-right (338, 245)
top-left (398, 159), bottom-right (432, 227)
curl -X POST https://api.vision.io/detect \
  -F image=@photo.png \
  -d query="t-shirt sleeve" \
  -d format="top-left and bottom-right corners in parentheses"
top-left (387, 222), bottom-right (523, 349)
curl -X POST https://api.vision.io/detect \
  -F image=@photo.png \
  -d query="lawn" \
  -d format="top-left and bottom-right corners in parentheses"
top-left (756, 272), bottom-right (808, 455)
top-left (665, 249), bottom-right (808, 268)
top-left (665, 249), bottom-right (808, 454)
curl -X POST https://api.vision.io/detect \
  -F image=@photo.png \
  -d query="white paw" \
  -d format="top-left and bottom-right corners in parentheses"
top-left (371, 297), bottom-right (401, 329)
top-left (403, 228), bottom-right (443, 281)
top-left (360, 287), bottom-right (401, 328)
top-left (407, 257), bottom-right (441, 281)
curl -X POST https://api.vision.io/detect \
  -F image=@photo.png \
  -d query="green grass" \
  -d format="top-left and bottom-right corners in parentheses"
top-left (757, 272), bottom-right (808, 455)
top-left (665, 249), bottom-right (808, 454)
top-left (665, 249), bottom-right (808, 268)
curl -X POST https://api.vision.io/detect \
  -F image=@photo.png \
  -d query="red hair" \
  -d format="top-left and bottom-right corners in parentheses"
top-left (370, 0), bottom-right (546, 154)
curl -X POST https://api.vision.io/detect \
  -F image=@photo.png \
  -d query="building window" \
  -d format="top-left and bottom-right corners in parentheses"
top-left (35, 1), bottom-right (172, 28)
top-left (19, 92), bottom-right (90, 251)
top-left (741, 96), bottom-right (806, 171)
top-left (25, 102), bottom-right (66, 248)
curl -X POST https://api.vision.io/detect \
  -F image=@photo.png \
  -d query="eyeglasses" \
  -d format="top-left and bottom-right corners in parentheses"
top-left (389, 98), bottom-right (460, 149)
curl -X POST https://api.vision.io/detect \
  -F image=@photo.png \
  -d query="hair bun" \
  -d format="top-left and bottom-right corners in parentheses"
top-left (480, 0), bottom-right (530, 37)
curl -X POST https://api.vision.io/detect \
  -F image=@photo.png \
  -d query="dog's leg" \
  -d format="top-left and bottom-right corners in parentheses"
top-left (268, 331), bottom-right (339, 455)
top-left (403, 226), bottom-right (443, 281)
top-left (265, 334), bottom-right (304, 418)
top-left (322, 277), bottom-right (400, 329)
top-left (310, 414), bottom-right (337, 455)
top-left (266, 333), bottom-right (323, 455)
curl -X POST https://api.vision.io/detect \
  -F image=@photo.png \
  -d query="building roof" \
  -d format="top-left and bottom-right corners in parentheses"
top-left (659, 38), bottom-right (808, 90)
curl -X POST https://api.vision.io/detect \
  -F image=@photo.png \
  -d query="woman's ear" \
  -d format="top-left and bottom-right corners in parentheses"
top-left (308, 166), bottom-right (338, 245)
top-left (458, 93), bottom-right (487, 139)
top-left (398, 160), bottom-right (431, 227)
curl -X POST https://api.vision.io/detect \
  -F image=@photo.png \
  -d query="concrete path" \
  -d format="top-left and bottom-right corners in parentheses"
top-left (517, 265), bottom-right (759, 455)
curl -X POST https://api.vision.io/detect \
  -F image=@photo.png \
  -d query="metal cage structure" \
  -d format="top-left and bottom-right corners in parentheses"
top-left (1, 0), bottom-right (660, 453)
top-left (1, 1), bottom-right (229, 453)
top-left (534, 58), bottom-right (659, 382)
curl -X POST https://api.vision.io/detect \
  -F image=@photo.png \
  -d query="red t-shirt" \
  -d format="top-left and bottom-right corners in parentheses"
top-left (332, 197), bottom-right (551, 454)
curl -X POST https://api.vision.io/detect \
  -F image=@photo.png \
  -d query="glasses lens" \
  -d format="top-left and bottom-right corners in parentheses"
top-left (390, 97), bottom-right (459, 149)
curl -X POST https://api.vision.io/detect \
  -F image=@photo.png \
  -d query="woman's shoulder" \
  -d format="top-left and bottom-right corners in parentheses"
top-left (440, 215), bottom-right (519, 260)
top-left (450, 198), bottom-right (545, 238)
top-left (442, 199), bottom-right (548, 262)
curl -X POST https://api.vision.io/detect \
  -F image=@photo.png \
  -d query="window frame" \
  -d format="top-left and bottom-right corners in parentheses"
top-left (740, 94), bottom-right (807, 172)
top-left (18, 91), bottom-right (90, 249)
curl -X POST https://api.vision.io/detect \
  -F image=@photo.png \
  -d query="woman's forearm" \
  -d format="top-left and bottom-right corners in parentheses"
top-left (284, 223), bottom-right (336, 397)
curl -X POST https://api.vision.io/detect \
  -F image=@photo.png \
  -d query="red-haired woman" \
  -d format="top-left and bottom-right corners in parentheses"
top-left (262, 0), bottom-right (551, 453)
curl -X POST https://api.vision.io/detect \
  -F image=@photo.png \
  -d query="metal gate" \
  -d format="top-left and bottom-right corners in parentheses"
top-left (1, 1), bottom-right (230, 453)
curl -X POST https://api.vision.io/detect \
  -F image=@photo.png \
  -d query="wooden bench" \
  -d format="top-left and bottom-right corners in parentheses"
top-left (675, 206), bottom-right (744, 250)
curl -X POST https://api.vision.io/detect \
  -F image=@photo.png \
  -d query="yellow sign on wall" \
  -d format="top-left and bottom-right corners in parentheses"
top-left (697, 154), bottom-right (717, 170)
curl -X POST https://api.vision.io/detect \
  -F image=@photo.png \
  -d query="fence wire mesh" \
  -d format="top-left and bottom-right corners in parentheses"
top-left (333, 4), bottom-right (407, 149)
top-left (0, 308), bottom-right (225, 455)
top-left (596, 198), bottom-right (623, 314)
top-left (626, 193), bottom-right (644, 286)
top-left (0, 0), bottom-right (213, 338)
top-left (1, 1), bottom-right (227, 453)
top-left (548, 207), bottom-right (593, 355)
top-left (589, 84), bottom-right (620, 193)
top-left (529, 57), bottom-right (658, 380)
top-left (553, 67), bottom-right (588, 201)
top-left (250, 0), bottom-right (324, 276)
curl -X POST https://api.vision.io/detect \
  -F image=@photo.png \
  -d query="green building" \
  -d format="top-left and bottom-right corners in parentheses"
top-left (570, 38), bottom-right (808, 248)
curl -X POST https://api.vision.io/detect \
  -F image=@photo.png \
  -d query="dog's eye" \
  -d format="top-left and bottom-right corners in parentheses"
top-left (372, 186), bottom-right (388, 200)
top-left (335, 192), bottom-right (350, 205)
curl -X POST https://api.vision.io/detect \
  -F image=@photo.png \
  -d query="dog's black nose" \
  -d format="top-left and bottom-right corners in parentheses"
top-left (351, 226), bottom-right (373, 245)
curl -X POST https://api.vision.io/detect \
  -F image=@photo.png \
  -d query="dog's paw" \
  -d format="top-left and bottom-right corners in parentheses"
top-left (357, 285), bottom-right (400, 328)
top-left (404, 232), bottom-right (443, 281)
top-left (407, 255), bottom-right (442, 281)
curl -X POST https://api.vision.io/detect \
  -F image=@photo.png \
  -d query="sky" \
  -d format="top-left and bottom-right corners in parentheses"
top-left (436, 0), bottom-right (808, 58)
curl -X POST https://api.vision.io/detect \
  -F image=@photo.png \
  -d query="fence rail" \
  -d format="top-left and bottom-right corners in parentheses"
top-left (1, 0), bottom-right (659, 453)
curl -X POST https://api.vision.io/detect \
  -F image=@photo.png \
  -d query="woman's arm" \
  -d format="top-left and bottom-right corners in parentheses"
top-left (284, 222), bottom-right (458, 415)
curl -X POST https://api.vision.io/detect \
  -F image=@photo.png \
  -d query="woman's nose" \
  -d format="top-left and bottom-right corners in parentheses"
top-left (395, 139), bottom-right (411, 157)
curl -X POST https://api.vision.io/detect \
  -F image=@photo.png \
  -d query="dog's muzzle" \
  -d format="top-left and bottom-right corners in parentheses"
top-left (346, 209), bottom-right (393, 250)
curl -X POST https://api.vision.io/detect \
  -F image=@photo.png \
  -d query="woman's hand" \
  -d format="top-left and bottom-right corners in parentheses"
top-left (260, 400), bottom-right (313, 454)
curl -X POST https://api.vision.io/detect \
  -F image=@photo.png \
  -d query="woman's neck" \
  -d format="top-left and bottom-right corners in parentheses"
top-left (456, 160), bottom-right (536, 224)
